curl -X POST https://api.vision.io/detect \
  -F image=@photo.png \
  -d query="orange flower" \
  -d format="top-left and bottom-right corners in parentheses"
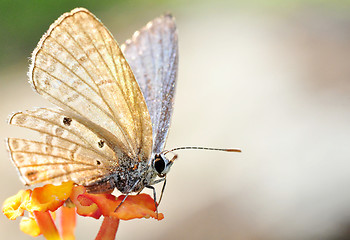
top-left (29, 181), bottom-right (74, 212)
top-left (19, 216), bottom-right (41, 237)
top-left (70, 185), bottom-right (101, 219)
top-left (3, 189), bottom-right (31, 220)
top-left (71, 186), bottom-right (164, 220)
top-left (2, 181), bottom-right (163, 239)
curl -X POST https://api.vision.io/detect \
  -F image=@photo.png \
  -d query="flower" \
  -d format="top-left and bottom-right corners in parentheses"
top-left (3, 181), bottom-right (163, 239)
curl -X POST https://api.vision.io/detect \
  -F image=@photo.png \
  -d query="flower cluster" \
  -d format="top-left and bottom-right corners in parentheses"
top-left (2, 181), bottom-right (163, 240)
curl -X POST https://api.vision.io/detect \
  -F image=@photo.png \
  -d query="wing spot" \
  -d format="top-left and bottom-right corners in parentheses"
top-left (13, 115), bottom-right (27, 125)
top-left (96, 160), bottom-right (101, 165)
top-left (63, 117), bottom-right (72, 126)
top-left (78, 55), bottom-right (87, 62)
top-left (25, 170), bottom-right (39, 181)
top-left (98, 140), bottom-right (104, 148)
top-left (9, 139), bottom-right (19, 150)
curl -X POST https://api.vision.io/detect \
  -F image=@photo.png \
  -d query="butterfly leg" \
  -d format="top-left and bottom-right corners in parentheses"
top-left (114, 193), bottom-right (130, 212)
top-left (145, 177), bottom-right (166, 219)
top-left (145, 185), bottom-right (159, 219)
top-left (114, 179), bottom-right (140, 212)
top-left (147, 177), bottom-right (166, 204)
top-left (158, 177), bottom-right (167, 205)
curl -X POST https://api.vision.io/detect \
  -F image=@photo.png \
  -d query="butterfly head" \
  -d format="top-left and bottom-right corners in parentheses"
top-left (152, 153), bottom-right (177, 178)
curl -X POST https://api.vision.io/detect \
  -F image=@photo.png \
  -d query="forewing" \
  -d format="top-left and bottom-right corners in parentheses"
top-left (121, 14), bottom-right (178, 153)
top-left (29, 8), bottom-right (152, 160)
top-left (7, 108), bottom-right (116, 190)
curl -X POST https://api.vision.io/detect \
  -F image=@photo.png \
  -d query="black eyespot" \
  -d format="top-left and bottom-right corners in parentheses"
top-left (98, 140), bottom-right (104, 148)
top-left (63, 117), bottom-right (72, 126)
top-left (96, 160), bottom-right (101, 165)
top-left (154, 156), bottom-right (165, 174)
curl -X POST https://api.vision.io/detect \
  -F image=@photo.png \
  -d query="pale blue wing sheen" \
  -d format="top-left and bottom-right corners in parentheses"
top-left (122, 14), bottom-right (178, 154)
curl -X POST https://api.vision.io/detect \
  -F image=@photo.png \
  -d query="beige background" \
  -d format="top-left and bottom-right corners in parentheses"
top-left (1, 1), bottom-right (350, 239)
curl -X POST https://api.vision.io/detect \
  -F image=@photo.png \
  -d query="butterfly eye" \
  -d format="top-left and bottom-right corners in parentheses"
top-left (153, 154), bottom-right (174, 177)
top-left (154, 156), bottom-right (166, 174)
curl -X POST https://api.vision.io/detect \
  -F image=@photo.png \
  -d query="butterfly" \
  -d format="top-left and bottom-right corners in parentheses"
top-left (7, 8), bottom-right (240, 200)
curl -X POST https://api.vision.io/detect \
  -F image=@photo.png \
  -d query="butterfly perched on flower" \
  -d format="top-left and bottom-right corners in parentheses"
top-left (7, 8), bottom-right (240, 202)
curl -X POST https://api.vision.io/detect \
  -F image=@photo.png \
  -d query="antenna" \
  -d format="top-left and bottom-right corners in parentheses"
top-left (163, 146), bottom-right (242, 155)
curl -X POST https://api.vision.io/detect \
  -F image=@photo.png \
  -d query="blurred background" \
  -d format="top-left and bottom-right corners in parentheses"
top-left (1, 0), bottom-right (350, 239)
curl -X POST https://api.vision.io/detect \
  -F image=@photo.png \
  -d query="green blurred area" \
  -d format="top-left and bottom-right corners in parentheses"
top-left (0, 0), bottom-right (168, 69)
top-left (1, 0), bottom-right (350, 70)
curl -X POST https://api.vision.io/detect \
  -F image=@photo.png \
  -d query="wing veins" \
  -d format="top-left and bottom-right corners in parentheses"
top-left (118, 54), bottom-right (142, 149)
top-left (73, 19), bottom-right (137, 153)
top-left (75, 18), bottom-right (119, 95)
top-left (164, 35), bottom-right (177, 94)
top-left (124, 38), bottom-right (150, 99)
top-left (96, 26), bottom-right (140, 152)
top-left (41, 91), bottom-right (136, 157)
top-left (11, 112), bottom-right (114, 162)
top-left (9, 140), bottom-right (108, 169)
top-left (59, 24), bottom-right (118, 119)
top-left (28, 167), bottom-right (107, 185)
top-left (17, 161), bottom-right (99, 169)
top-left (35, 63), bottom-right (116, 123)
top-left (47, 34), bottom-right (108, 99)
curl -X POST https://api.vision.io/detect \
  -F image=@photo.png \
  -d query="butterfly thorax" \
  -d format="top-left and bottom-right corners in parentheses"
top-left (84, 153), bottom-right (173, 194)
top-left (84, 156), bottom-right (156, 194)
top-left (112, 157), bottom-right (157, 194)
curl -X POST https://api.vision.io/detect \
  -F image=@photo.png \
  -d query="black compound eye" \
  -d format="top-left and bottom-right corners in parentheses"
top-left (154, 157), bottom-right (165, 174)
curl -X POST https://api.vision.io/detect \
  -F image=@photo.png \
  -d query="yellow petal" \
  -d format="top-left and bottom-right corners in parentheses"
top-left (20, 217), bottom-right (41, 237)
top-left (2, 189), bottom-right (31, 220)
top-left (28, 181), bottom-right (74, 212)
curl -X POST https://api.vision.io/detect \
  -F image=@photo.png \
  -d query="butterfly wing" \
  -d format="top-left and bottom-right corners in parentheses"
top-left (8, 8), bottom-right (153, 191)
top-left (29, 8), bottom-right (152, 160)
top-left (7, 108), bottom-right (117, 192)
top-left (121, 14), bottom-right (178, 154)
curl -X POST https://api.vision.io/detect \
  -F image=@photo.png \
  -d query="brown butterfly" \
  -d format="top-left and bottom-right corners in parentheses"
top-left (7, 8), bottom-right (240, 202)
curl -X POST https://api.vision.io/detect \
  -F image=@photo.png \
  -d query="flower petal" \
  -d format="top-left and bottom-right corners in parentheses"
top-left (70, 185), bottom-right (101, 219)
top-left (114, 194), bottom-right (164, 220)
top-left (2, 189), bottom-right (31, 220)
top-left (81, 193), bottom-right (164, 220)
top-left (20, 217), bottom-right (41, 237)
top-left (34, 211), bottom-right (61, 240)
top-left (28, 181), bottom-right (74, 212)
top-left (95, 216), bottom-right (120, 240)
top-left (57, 206), bottom-right (76, 240)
